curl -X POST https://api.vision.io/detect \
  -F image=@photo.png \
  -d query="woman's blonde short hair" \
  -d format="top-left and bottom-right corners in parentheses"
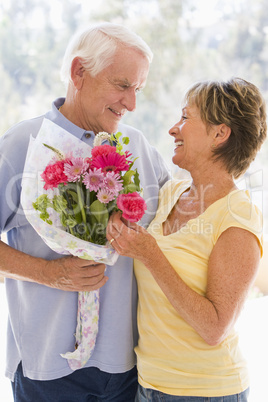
top-left (184, 77), bottom-right (267, 178)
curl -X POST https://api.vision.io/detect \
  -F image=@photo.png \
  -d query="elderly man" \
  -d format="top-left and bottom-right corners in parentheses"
top-left (0, 22), bottom-right (169, 401)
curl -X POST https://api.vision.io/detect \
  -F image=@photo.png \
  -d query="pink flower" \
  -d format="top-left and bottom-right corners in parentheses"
top-left (41, 160), bottom-right (68, 190)
top-left (97, 188), bottom-right (115, 204)
top-left (64, 158), bottom-right (89, 182)
top-left (103, 172), bottom-right (123, 195)
top-left (117, 192), bottom-right (147, 222)
top-left (91, 144), bottom-right (117, 158)
top-left (83, 327), bottom-right (92, 338)
top-left (91, 152), bottom-right (130, 174)
top-left (83, 168), bottom-right (104, 191)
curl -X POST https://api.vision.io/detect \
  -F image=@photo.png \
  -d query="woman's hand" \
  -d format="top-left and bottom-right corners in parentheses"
top-left (106, 211), bottom-right (158, 263)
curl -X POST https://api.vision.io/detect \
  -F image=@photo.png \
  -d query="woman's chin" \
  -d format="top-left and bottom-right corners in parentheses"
top-left (172, 154), bottom-right (182, 167)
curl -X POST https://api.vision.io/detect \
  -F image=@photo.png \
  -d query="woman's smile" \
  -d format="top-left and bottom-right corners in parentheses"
top-left (174, 140), bottom-right (184, 148)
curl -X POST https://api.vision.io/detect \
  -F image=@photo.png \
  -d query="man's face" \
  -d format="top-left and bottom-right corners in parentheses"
top-left (72, 46), bottom-right (150, 134)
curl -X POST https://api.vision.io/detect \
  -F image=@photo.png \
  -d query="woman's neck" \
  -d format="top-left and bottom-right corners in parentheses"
top-left (187, 170), bottom-right (237, 209)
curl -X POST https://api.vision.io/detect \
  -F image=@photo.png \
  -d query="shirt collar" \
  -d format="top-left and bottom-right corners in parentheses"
top-left (45, 97), bottom-right (94, 141)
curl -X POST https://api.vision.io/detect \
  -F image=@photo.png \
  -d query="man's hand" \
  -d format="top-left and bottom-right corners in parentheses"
top-left (44, 256), bottom-right (108, 291)
top-left (0, 240), bottom-right (108, 292)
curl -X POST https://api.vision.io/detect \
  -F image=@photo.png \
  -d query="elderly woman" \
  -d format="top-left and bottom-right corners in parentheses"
top-left (107, 78), bottom-right (267, 401)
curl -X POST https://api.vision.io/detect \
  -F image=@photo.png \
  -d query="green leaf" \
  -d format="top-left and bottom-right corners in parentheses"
top-left (74, 211), bottom-right (83, 224)
top-left (111, 131), bottom-right (131, 154)
top-left (32, 194), bottom-right (53, 224)
top-left (66, 190), bottom-right (79, 203)
top-left (52, 195), bottom-right (68, 213)
top-left (65, 215), bottom-right (78, 228)
top-left (124, 183), bottom-right (138, 193)
top-left (33, 194), bottom-right (52, 212)
top-left (60, 213), bottom-right (78, 229)
top-left (122, 169), bottom-right (135, 186)
top-left (113, 131), bottom-right (122, 141)
top-left (87, 204), bottom-right (108, 245)
top-left (128, 157), bottom-right (138, 170)
top-left (133, 170), bottom-right (141, 191)
top-left (89, 200), bottom-right (109, 226)
top-left (39, 211), bottom-right (52, 225)
top-left (122, 137), bottom-right (129, 145)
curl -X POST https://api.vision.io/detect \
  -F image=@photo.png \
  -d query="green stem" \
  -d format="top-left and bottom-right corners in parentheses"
top-left (76, 181), bottom-right (90, 237)
top-left (59, 210), bottom-right (75, 236)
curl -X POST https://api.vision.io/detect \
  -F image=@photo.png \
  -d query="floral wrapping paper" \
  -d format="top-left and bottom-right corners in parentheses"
top-left (21, 118), bottom-right (119, 370)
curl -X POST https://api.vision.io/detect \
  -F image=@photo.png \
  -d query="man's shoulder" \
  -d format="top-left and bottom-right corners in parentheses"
top-left (118, 122), bottom-right (153, 151)
top-left (3, 115), bottom-right (44, 139)
top-left (0, 115), bottom-right (45, 169)
top-left (118, 122), bottom-right (143, 138)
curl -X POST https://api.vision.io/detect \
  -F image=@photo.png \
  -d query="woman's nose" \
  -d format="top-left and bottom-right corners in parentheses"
top-left (168, 123), bottom-right (179, 136)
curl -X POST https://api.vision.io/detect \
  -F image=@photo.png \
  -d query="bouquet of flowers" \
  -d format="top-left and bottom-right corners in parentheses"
top-left (33, 131), bottom-right (146, 245)
top-left (21, 119), bottom-right (146, 370)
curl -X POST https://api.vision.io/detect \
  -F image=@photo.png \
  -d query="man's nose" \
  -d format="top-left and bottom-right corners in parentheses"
top-left (122, 89), bottom-right (137, 112)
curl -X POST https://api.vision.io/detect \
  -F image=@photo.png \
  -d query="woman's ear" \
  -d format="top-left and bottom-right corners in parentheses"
top-left (214, 124), bottom-right (231, 145)
top-left (70, 57), bottom-right (85, 90)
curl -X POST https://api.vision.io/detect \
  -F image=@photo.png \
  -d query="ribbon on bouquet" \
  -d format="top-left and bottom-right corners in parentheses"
top-left (61, 283), bottom-right (100, 370)
top-left (21, 118), bottom-right (119, 370)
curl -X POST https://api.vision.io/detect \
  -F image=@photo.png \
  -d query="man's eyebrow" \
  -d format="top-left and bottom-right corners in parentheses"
top-left (112, 78), bottom-right (131, 86)
top-left (111, 78), bottom-right (145, 90)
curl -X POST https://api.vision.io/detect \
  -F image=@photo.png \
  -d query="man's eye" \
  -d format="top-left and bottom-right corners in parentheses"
top-left (118, 84), bottom-right (129, 90)
top-left (117, 84), bottom-right (142, 93)
top-left (181, 115), bottom-right (187, 120)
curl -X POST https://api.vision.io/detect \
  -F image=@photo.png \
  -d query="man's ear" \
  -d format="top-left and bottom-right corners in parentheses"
top-left (70, 57), bottom-right (85, 90)
top-left (214, 124), bottom-right (231, 145)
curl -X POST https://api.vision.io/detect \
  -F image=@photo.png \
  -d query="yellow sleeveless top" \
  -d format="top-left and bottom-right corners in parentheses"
top-left (134, 179), bottom-right (263, 397)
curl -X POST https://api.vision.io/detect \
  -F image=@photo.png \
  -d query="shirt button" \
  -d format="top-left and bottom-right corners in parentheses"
top-left (85, 133), bottom-right (91, 138)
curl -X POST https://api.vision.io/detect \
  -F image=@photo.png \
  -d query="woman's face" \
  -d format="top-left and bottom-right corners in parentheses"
top-left (169, 103), bottom-right (215, 171)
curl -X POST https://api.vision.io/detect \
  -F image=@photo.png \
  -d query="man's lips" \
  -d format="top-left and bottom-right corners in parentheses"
top-left (108, 107), bottom-right (124, 117)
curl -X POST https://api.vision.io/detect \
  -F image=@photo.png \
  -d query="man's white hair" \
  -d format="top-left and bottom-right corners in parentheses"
top-left (60, 22), bottom-right (153, 86)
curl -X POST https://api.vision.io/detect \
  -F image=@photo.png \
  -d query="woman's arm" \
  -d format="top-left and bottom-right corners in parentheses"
top-left (107, 212), bottom-right (260, 345)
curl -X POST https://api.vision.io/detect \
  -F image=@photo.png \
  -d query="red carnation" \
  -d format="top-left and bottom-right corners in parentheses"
top-left (41, 160), bottom-right (68, 190)
top-left (116, 192), bottom-right (147, 222)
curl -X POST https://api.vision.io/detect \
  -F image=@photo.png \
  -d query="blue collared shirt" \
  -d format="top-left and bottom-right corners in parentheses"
top-left (0, 98), bottom-right (170, 380)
